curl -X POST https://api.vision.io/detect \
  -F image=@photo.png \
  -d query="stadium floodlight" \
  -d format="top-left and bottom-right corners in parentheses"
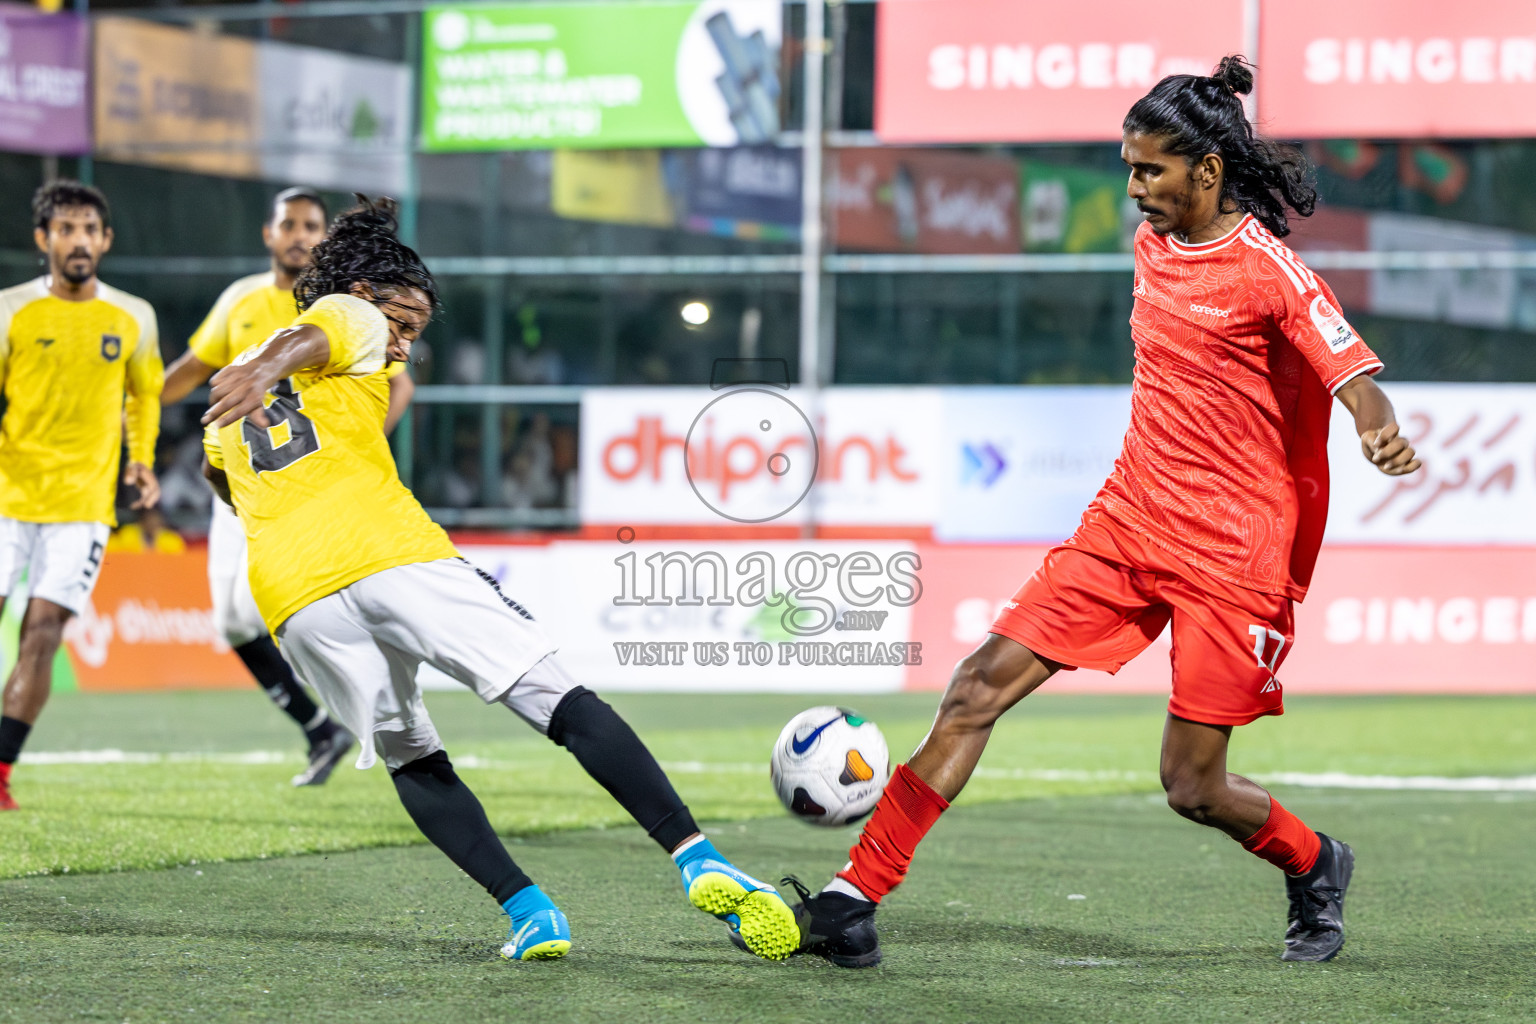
top-left (681, 301), bottom-right (711, 326)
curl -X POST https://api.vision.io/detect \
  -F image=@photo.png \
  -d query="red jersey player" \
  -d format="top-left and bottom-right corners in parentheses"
top-left (744, 57), bottom-right (1421, 967)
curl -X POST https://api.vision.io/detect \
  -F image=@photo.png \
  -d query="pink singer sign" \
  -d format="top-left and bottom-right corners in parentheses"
top-left (0, 10), bottom-right (89, 155)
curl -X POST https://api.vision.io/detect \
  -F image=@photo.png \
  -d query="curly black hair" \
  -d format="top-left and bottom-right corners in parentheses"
top-left (293, 195), bottom-right (439, 312)
top-left (33, 179), bottom-right (110, 233)
top-left (1123, 56), bottom-right (1316, 238)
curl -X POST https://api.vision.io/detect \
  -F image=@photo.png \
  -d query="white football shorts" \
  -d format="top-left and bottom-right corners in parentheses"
top-left (0, 516), bottom-right (110, 616)
top-left (206, 498), bottom-right (267, 647)
top-left (276, 557), bottom-right (566, 771)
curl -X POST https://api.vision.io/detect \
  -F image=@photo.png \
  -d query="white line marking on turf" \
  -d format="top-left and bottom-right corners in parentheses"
top-left (19, 749), bottom-right (294, 765)
top-left (16, 752), bottom-right (1536, 792)
top-left (1256, 771), bottom-right (1536, 792)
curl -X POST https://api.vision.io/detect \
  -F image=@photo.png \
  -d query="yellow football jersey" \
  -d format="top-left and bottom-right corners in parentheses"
top-left (189, 271), bottom-right (405, 379)
top-left (205, 293), bottom-right (454, 631)
top-left (0, 277), bottom-right (162, 526)
top-left (187, 271), bottom-right (295, 368)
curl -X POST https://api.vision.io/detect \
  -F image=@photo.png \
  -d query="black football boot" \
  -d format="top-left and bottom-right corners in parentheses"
top-left (728, 876), bottom-right (883, 967)
top-left (1281, 832), bottom-right (1354, 962)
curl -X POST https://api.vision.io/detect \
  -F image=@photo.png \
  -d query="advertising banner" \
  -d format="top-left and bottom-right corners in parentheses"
top-left (422, 0), bottom-right (782, 151)
top-left (874, 0), bottom-right (1245, 144)
top-left (937, 387), bottom-right (1127, 543)
top-left (550, 149), bottom-right (676, 227)
top-left (1020, 160), bottom-right (1136, 254)
top-left (578, 387), bottom-right (944, 528)
top-left (832, 149), bottom-right (1019, 254)
top-left (1326, 384), bottom-right (1536, 546)
top-left (25, 537), bottom-right (1536, 696)
top-left (903, 540), bottom-right (1536, 693)
top-left (1366, 213), bottom-right (1522, 330)
top-left (61, 551), bottom-right (247, 691)
top-left (1259, 0), bottom-right (1536, 139)
top-left (94, 18), bottom-right (259, 177)
top-left (258, 41), bottom-right (411, 195)
top-left (907, 542), bottom-right (1536, 695)
top-left (670, 146), bottom-right (801, 241)
top-left (0, 10), bottom-right (89, 155)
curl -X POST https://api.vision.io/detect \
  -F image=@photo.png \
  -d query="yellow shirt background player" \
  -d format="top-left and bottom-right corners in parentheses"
top-left (0, 277), bottom-right (161, 525)
top-left (0, 180), bottom-right (162, 812)
top-left (175, 269), bottom-right (411, 391)
top-left (204, 292), bottom-right (453, 632)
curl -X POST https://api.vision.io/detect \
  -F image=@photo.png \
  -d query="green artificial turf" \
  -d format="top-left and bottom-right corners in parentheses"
top-left (3, 691), bottom-right (1534, 879)
top-left (3, 791), bottom-right (1531, 1023)
top-left (3, 691), bottom-right (1533, 1021)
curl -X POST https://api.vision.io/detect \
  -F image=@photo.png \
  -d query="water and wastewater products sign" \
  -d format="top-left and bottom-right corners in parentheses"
top-left (0, 10), bottom-right (89, 155)
top-left (422, 0), bottom-right (782, 150)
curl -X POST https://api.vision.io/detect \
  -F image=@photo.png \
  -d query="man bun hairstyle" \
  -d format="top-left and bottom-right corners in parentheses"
top-left (294, 195), bottom-right (438, 313)
top-left (33, 179), bottom-right (111, 233)
top-left (1123, 55), bottom-right (1316, 238)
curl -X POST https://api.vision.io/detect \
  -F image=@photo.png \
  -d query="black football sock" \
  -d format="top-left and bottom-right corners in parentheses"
top-left (233, 636), bottom-right (333, 741)
top-left (390, 750), bottom-right (533, 905)
top-left (546, 686), bottom-right (700, 852)
top-left (0, 715), bottom-right (31, 765)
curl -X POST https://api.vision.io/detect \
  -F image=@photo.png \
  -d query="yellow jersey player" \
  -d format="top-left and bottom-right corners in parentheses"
top-left (163, 187), bottom-right (414, 787)
top-left (201, 198), bottom-right (799, 963)
top-left (0, 181), bottom-right (163, 811)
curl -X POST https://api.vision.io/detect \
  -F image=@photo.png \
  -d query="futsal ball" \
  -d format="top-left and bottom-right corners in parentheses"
top-left (770, 706), bottom-right (890, 827)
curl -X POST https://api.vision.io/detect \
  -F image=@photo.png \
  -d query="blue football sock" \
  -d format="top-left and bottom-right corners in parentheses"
top-left (671, 834), bottom-right (719, 872)
top-left (502, 884), bottom-right (558, 926)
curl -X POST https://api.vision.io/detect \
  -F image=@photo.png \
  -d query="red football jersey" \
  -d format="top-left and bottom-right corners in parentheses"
top-left (1090, 214), bottom-right (1382, 600)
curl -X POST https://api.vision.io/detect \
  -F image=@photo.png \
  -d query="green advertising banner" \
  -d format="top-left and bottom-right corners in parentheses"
top-left (422, 1), bottom-right (782, 152)
top-left (1019, 160), bottom-right (1138, 254)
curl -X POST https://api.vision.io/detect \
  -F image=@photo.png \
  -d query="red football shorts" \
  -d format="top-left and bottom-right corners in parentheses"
top-left (990, 509), bottom-right (1294, 726)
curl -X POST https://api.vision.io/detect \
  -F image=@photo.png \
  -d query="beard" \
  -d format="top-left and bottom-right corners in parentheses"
top-left (58, 254), bottom-right (97, 285)
top-left (275, 244), bottom-right (311, 278)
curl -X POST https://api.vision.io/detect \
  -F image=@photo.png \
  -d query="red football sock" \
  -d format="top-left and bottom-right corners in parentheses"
top-left (0, 762), bottom-right (10, 786)
top-left (1240, 795), bottom-right (1321, 875)
top-left (837, 763), bottom-right (950, 902)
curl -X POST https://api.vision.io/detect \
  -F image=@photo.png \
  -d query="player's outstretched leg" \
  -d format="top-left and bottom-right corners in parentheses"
top-left (783, 636), bottom-right (1057, 967)
top-left (389, 749), bottom-right (570, 961)
top-left (1160, 715), bottom-right (1353, 962)
top-left (526, 660), bottom-right (798, 961)
top-left (232, 634), bottom-right (354, 787)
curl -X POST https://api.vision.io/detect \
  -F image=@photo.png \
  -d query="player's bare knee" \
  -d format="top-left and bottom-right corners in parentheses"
top-left (1162, 771), bottom-right (1222, 823)
top-left (18, 616), bottom-right (68, 658)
